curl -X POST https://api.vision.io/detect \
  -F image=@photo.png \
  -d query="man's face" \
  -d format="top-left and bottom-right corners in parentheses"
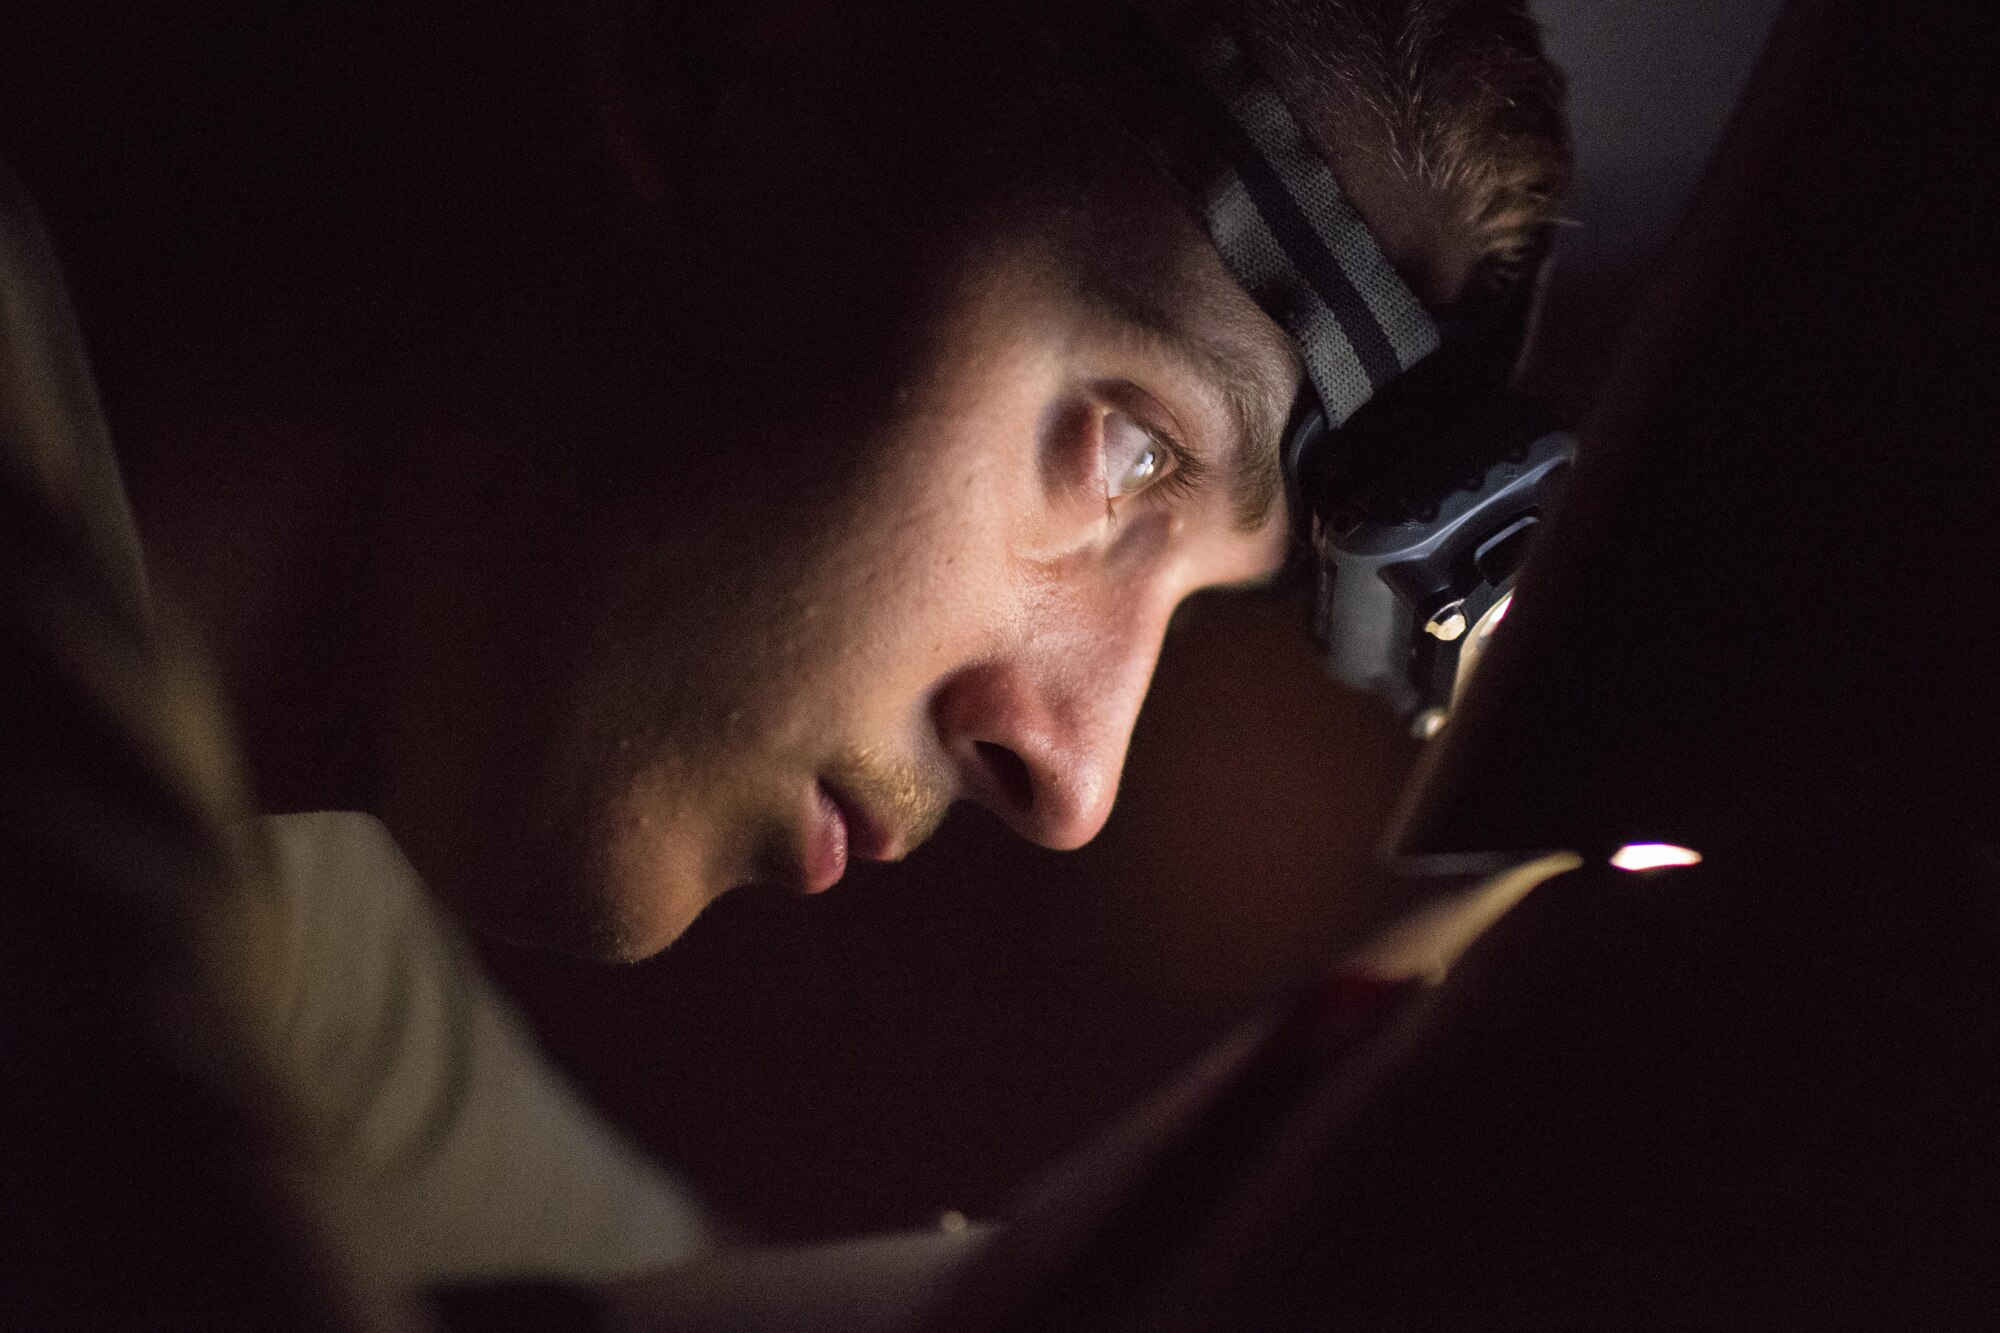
top-left (450, 218), bottom-right (1299, 960)
top-left (381, 29), bottom-right (1305, 960)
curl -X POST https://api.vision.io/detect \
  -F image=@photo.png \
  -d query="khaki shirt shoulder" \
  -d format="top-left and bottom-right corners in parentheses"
top-left (262, 810), bottom-right (710, 1284)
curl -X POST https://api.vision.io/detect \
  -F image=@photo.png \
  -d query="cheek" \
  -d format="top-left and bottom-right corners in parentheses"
top-left (712, 298), bottom-right (1066, 749)
top-left (803, 463), bottom-right (1015, 713)
top-left (1173, 501), bottom-right (1293, 596)
top-left (1226, 515), bottom-right (1294, 585)
top-left (765, 390), bottom-right (1053, 747)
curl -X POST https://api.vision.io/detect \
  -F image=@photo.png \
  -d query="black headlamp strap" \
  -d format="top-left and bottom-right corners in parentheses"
top-left (1078, 7), bottom-right (1440, 428)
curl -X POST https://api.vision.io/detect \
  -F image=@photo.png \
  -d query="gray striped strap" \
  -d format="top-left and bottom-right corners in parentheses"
top-left (1088, 10), bottom-right (1440, 428)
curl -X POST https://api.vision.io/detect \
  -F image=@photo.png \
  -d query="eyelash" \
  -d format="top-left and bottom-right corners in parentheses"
top-left (1149, 426), bottom-right (1205, 501)
top-left (1104, 402), bottom-right (1207, 508)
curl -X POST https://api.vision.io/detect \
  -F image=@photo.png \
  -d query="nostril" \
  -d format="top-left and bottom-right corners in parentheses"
top-left (974, 740), bottom-right (1036, 815)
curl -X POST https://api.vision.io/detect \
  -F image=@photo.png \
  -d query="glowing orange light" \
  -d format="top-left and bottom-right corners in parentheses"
top-left (1610, 843), bottom-right (1704, 871)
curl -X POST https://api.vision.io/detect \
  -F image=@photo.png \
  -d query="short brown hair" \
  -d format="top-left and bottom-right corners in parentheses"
top-left (591, 0), bottom-right (1569, 309)
top-left (1239, 0), bottom-right (1571, 302)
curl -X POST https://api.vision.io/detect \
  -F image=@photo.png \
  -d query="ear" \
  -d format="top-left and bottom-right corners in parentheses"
top-left (582, 1), bottom-right (766, 215)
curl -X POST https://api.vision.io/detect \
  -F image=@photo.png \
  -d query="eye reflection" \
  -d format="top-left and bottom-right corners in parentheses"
top-left (1104, 411), bottom-right (1170, 498)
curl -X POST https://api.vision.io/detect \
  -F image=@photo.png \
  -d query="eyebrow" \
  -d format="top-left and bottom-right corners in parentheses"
top-left (1156, 324), bottom-right (1292, 532)
top-left (1100, 301), bottom-right (1295, 532)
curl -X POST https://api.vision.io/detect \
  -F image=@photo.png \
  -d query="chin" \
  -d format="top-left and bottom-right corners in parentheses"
top-left (436, 813), bottom-right (714, 964)
top-left (589, 790), bottom-right (736, 961)
top-left (593, 873), bottom-right (717, 963)
top-left (469, 861), bottom-right (711, 964)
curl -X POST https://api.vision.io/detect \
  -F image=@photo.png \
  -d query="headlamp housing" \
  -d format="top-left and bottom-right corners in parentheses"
top-left (1281, 309), bottom-right (1576, 726)
top-left (1059, 4), bottom-right (1573, 730)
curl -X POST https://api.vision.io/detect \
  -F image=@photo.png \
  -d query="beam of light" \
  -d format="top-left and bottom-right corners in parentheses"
top-left (1610, 842), bottom-right (1704, 871)
top-left (1449, 590), bottom-right (1515, 710)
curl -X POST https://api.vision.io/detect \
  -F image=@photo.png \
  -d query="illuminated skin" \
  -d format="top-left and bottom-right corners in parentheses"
top-left (377, 225), bottom-right (1303, 961)
top-left (588, 251), bottom-right (1295, 954)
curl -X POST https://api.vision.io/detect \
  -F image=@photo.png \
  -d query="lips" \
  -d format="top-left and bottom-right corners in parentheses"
top-left (829, 782), bottom-right (901, 862)
top-left (801, 784), bottom-right (850, 894)
top-left (801, 780), bottom-right (901, 894)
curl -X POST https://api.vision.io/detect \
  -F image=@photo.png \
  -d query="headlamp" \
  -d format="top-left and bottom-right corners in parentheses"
top-left (1282, 356), bottom-right (1575, 729)
top-left (1072, 5), bottom-right (1574, 734)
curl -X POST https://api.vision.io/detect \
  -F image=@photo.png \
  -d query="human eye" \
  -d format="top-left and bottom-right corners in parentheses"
top-left (1102, 409), bottom-right (1179, 499)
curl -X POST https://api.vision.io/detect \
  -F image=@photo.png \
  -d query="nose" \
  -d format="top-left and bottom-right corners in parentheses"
top-left (930, 589), bottom-right (1169, 851)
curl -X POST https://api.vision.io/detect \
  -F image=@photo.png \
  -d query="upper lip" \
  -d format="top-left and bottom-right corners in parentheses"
top-left (820, 781), bottom-right (903, 863)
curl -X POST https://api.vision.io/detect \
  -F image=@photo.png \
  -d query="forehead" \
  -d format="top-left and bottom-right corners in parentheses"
top-left (1040, 181), bottom-right (1302, 421)
top-left (918, 185), bottom-right (1299, 394)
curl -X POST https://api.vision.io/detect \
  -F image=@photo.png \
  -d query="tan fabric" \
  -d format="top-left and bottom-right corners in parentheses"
top-left (8, 155), bottom-right (701, 1309)
top-left (1342, 851), bottom-right (1586, 983)
top-left (4, 165), bottom-right (411, 1330)
top-left (263, 810), bottom-right (711, 1284)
